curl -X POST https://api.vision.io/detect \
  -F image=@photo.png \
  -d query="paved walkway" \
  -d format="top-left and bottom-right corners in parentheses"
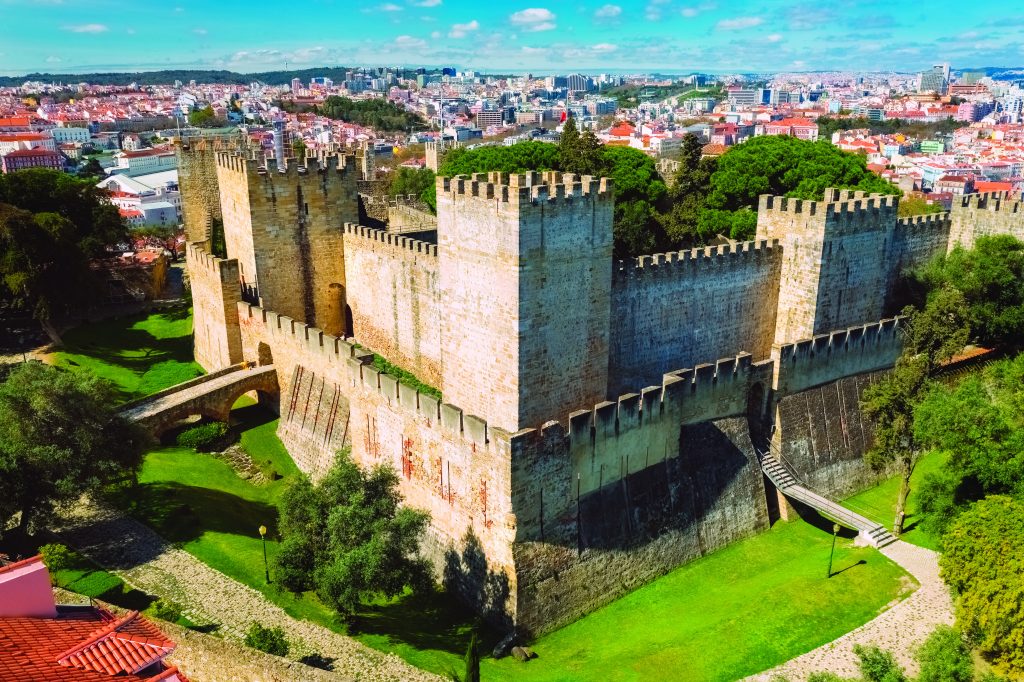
top-left (56, 502), bottom-right (439, 682)
top-left (749, 540), bottom-right (954, 681)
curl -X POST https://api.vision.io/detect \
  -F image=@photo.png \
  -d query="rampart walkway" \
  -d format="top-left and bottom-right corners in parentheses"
top-left (119, 363), bottom-right (278, 436)
top-left (760, 452), bottom-right (896, 548)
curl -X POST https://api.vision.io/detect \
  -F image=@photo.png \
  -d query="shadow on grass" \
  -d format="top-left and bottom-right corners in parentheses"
top-left (123, 481), bottom-right (280, 546)
top-left (830, 559), bottom-right (868, 577)
top-left (351, 586), bottom-right (499, 658)
top-left (791, 502), bottom-right (861, 540)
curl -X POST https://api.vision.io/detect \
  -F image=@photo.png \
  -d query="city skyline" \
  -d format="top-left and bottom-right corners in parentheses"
top-left (1, 0), bottom-right (1022, 76)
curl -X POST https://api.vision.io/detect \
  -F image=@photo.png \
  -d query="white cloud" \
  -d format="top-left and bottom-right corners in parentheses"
top-left (681, 7), bottom-right (699, 17)
top-left (46, 55), bottom-right (62, 63)
top-left (521, 46), bottom-right (547, 54)
top-left (592, 43), bottom-right (618, 52)
top-left (394, 35), bottom-right (427, 49)
top-left (510, 8), bottom-right (556, 32)
top-left (594, 4), bottom-right (621, 19)
top-left (431, 30), bottom-right (442, 38)
top-left (449, 19), bottom-right (479, 38)
top-left (766, 33), bottom-right (782, 42)
top-left (414, 0), bottom-right (441, 5)
top-left (63, 23), bottom-right (108, 33)
top-left (716, 16), bottom-right (763, 30)
top-left (645, 0), bottom-right (669, 21)
top-left (193, 28), bottom-right (208, 35)
top-left (379, 3), bottom-right (402, 11)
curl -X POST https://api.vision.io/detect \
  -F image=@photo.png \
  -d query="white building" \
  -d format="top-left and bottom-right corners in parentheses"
top-left (51, 127), bottom-right (90, 144)
top-left (97, 169), bottom-right (181, 224)
top-left (108, 148), bottom-right (177, 176)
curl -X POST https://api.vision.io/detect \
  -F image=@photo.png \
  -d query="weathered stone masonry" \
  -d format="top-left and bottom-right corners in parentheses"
top-left (182, 141), bottom-right (1024, 636)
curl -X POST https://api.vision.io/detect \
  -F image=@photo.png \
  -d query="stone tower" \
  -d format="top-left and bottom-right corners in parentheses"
top-left (176, 138), bottom-right (232, 245)
top-left (214, 151), bottom-right (359, 337)
top-left (436, 171), bottom-right (615, 433)
top-left (756, 189), bottom-right (899, 345)
top-left (948, 191), bottom-right (1024, 251)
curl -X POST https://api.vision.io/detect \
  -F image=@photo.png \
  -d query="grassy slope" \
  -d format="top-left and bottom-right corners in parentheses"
top-left (841, 452), bottom-right (945, 551)
top-left (51, 307), bottom-right (203, 403)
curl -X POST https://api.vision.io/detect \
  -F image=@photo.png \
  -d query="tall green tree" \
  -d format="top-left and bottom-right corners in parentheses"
top-left (558, 114), bottom-right (580, 161)
top-left (275, 451), bottom-right (431, 616)
top-left (0, 362), bottom-right (147, 534)
top-left (941, 495), bottom-right (1024, 676)
top-left (663, 133), bottom-right (717, 245)
top-left (861, 291), bottom-right (969, 535)
top-left (700, 136), bottom-right (901, 240)
top-left (389, 167), bottom-right (436, 198)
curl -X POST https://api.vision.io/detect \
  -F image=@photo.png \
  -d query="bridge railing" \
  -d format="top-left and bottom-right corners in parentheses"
top-left (118, 362), bottom-right (249, 411)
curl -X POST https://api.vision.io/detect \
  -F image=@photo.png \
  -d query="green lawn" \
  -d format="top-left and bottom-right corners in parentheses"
top-left (841, 452), bottom-right (945, 551)
top-left (125, 405), bottom-right (916, 682)
top-left (51, 306), bottom-right (203, 403)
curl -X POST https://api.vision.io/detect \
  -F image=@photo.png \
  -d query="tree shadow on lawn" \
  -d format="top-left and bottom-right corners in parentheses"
top-left (123, 481), bottom-right (280, 547)
top-left (350, 587), bottom-right (500, 657)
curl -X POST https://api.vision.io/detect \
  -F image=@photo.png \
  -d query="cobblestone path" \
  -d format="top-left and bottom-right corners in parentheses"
top-left (749, 540), bottom-right (954, 681)
top-left (56, 502), bottom-right (440, 682)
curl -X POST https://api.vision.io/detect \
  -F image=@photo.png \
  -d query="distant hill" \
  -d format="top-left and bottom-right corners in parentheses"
top-left (0, 67), bottom-right (438, 88)
top-left (955, 66), bottom-right (1024, 79)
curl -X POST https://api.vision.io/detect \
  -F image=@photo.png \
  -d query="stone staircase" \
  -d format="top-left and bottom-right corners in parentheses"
top-left (760, 452), bottom-right (897, 548)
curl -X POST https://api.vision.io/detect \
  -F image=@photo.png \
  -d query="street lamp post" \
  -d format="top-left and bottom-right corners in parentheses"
top-left (827, 523), bottom-right (840, 578)
top-left (258, 525), bottom-right (270, 584)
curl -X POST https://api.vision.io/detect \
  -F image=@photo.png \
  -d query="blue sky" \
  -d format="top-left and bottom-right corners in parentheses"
top-left (1, 0), bottom-right (1021, 75)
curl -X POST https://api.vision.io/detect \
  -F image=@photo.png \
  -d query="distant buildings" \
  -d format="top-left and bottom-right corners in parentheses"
top-left (918, 64), bottom-right (950, 94)
top-left (1, 148), bottom-right (63, 173)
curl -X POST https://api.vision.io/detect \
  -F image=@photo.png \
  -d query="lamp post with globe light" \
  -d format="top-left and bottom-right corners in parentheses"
top-left (258, 525), bottom-right (270, 584)
top-left (827, 523), bottom-right (841, 578)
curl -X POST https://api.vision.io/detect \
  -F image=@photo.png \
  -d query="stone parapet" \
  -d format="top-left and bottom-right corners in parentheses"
top-left (613, 239), bottom-right (779, 280)
top-left (343, 222), bottom-right (438, 257)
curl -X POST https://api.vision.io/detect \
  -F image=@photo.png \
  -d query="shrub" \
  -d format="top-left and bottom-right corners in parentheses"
top-left (854, 644), bottom-right (907, 682)
top-left (150, 598), bottom-right (183, 623)
top-left (176, 421), bottom-right (228, 450)
top-left (244, 622), bottom-right (289, 657)
top-left (39, 543), bottom-right (77, 572)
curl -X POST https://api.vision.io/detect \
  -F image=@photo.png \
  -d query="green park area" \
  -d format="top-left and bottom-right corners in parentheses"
top-left (40, 309), bottom-right (916, 680)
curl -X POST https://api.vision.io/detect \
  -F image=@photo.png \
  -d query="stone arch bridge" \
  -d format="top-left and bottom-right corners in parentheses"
top-left (120, 363), bottom-right (279, 436)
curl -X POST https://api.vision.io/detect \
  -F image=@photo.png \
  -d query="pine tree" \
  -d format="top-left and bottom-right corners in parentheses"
top-left (464, 632), bottom-right (480, 682)
top-left (559, 114), bottom-right (580, 162)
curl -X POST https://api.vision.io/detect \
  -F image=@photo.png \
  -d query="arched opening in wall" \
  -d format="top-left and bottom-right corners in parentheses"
top-left (257, 342), bottom-right (273, 366)
top-left (345, 305), bottom-right (354, 339)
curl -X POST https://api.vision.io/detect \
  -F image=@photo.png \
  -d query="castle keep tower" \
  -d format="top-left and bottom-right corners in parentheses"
top-left (214, 151), bottom-right (359, 336)
top-left (756, 189), bottom-right (899, 346)
top-left (436, 172), bottom-right (615, 433)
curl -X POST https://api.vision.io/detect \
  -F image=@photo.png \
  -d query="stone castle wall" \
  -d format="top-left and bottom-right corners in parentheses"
top-left (948, 192), bottom-right (1024, 251)
top-left (342, 224), bottom-right (442, 389)
top-left (186, 243), bottom-right (242, 371)
top-left (436, 172), bottom-right (615, 434)
top-left (216, 153), bottom-right (358, 337)
top-left (236, 302), bottom-right (518, 624)
top-left (176, 140), bottom-right (229, 245)
top-left (609, 240), bottom-right (782, 394)
top-left (507, 354), bottom-right (775, 634)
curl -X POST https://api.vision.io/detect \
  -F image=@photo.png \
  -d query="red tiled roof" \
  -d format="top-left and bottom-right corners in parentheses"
top-left (0, 554), bottom-right (44, 576)
top-left (3, 148), bottom-right (60, 158)
top-left (0, 604), bottom-right (185, 681)
top-left (55, 610), bottom-right (174, 676)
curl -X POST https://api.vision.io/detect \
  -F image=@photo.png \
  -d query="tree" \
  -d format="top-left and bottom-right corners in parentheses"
top-left (188, 105), bottom-right (217, 127)
top-left (897, 195), bottom-right (945, 218)
top-left (913, 235), bottom-right (1024, 347)
top-left (853, 644), bottom-right (907, 682)
top-left (559, 114), bottom-right (580, 161)
top-left (0, 362), bottom-right (147, 535)
top-left (701, 136), bottom-right (901, 240)
top-left (861, 293), bottom-right (969, 535)
top-left (916, 626), bottom-right (974, 682)
top-left (320, 95), bottom-right (426, 132)
top-left (244, 622), bottom-right (289, 657)
top-left (663, 134), bottom-right (717, 245)
top-left (77, 157), bottom-right (105, 179)
top-left (940, 495), bottom-right (1024, 675)
top-left (913, 353), bottom-right (1024, 537)
top-left (389, 167), bottom-right (435, 198)
top-left (455, 632), bottom-right (480, 682)
top-left (275, 450), bottom-right (431, 616)
top-left (291, 136), bottom-right (307, 158)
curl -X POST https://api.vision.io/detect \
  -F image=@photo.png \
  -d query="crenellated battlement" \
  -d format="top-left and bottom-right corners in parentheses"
top-left (213, 149), bottom-right (358, 179)
top-left (239, 302), bottom-right (493, 445)
top-left (437, 171), bottom-right (613, 206)
top-left (895, 212), bottom-right (951, 230)
top-left (773, 316), bottom-right (904, 395)
top-left (185, 241), bottom-right (238, 282)
top-left (564, 352), bottom-right (773, 448)
top-left (614, 239), bottom-right (780, 280)
top-left (343, 222), bottom-right (438, 257)
top-left (360, 194), bottom-right (426, 208)
top-left (758, 189), bottom-right (898, 230)
top-left (957, 191), bottom-right (1022, 213)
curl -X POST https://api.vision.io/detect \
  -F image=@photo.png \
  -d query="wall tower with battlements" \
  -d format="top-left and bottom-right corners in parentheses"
top-left (436, 171), bottom-right (615, 434)
top-left (756, 189), bottom-right (901, 346)
top-left (948, 191), bottom-right (1024, 250)
top-left (215, 151), bottom-right (359, 337)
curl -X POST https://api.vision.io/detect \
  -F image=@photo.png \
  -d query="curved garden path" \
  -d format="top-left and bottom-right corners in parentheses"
top-left (748, 540), bottom-right (954, 681)
top-left (56, 501), bottom-right (439, 682)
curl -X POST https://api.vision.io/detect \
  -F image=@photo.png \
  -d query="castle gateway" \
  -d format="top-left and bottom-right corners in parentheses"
top-left (179, 140), bottom-right (1024, 635)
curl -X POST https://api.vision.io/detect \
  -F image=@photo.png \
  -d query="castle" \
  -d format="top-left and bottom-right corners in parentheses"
top-left (178, 138), bottom-right (1024, 635)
